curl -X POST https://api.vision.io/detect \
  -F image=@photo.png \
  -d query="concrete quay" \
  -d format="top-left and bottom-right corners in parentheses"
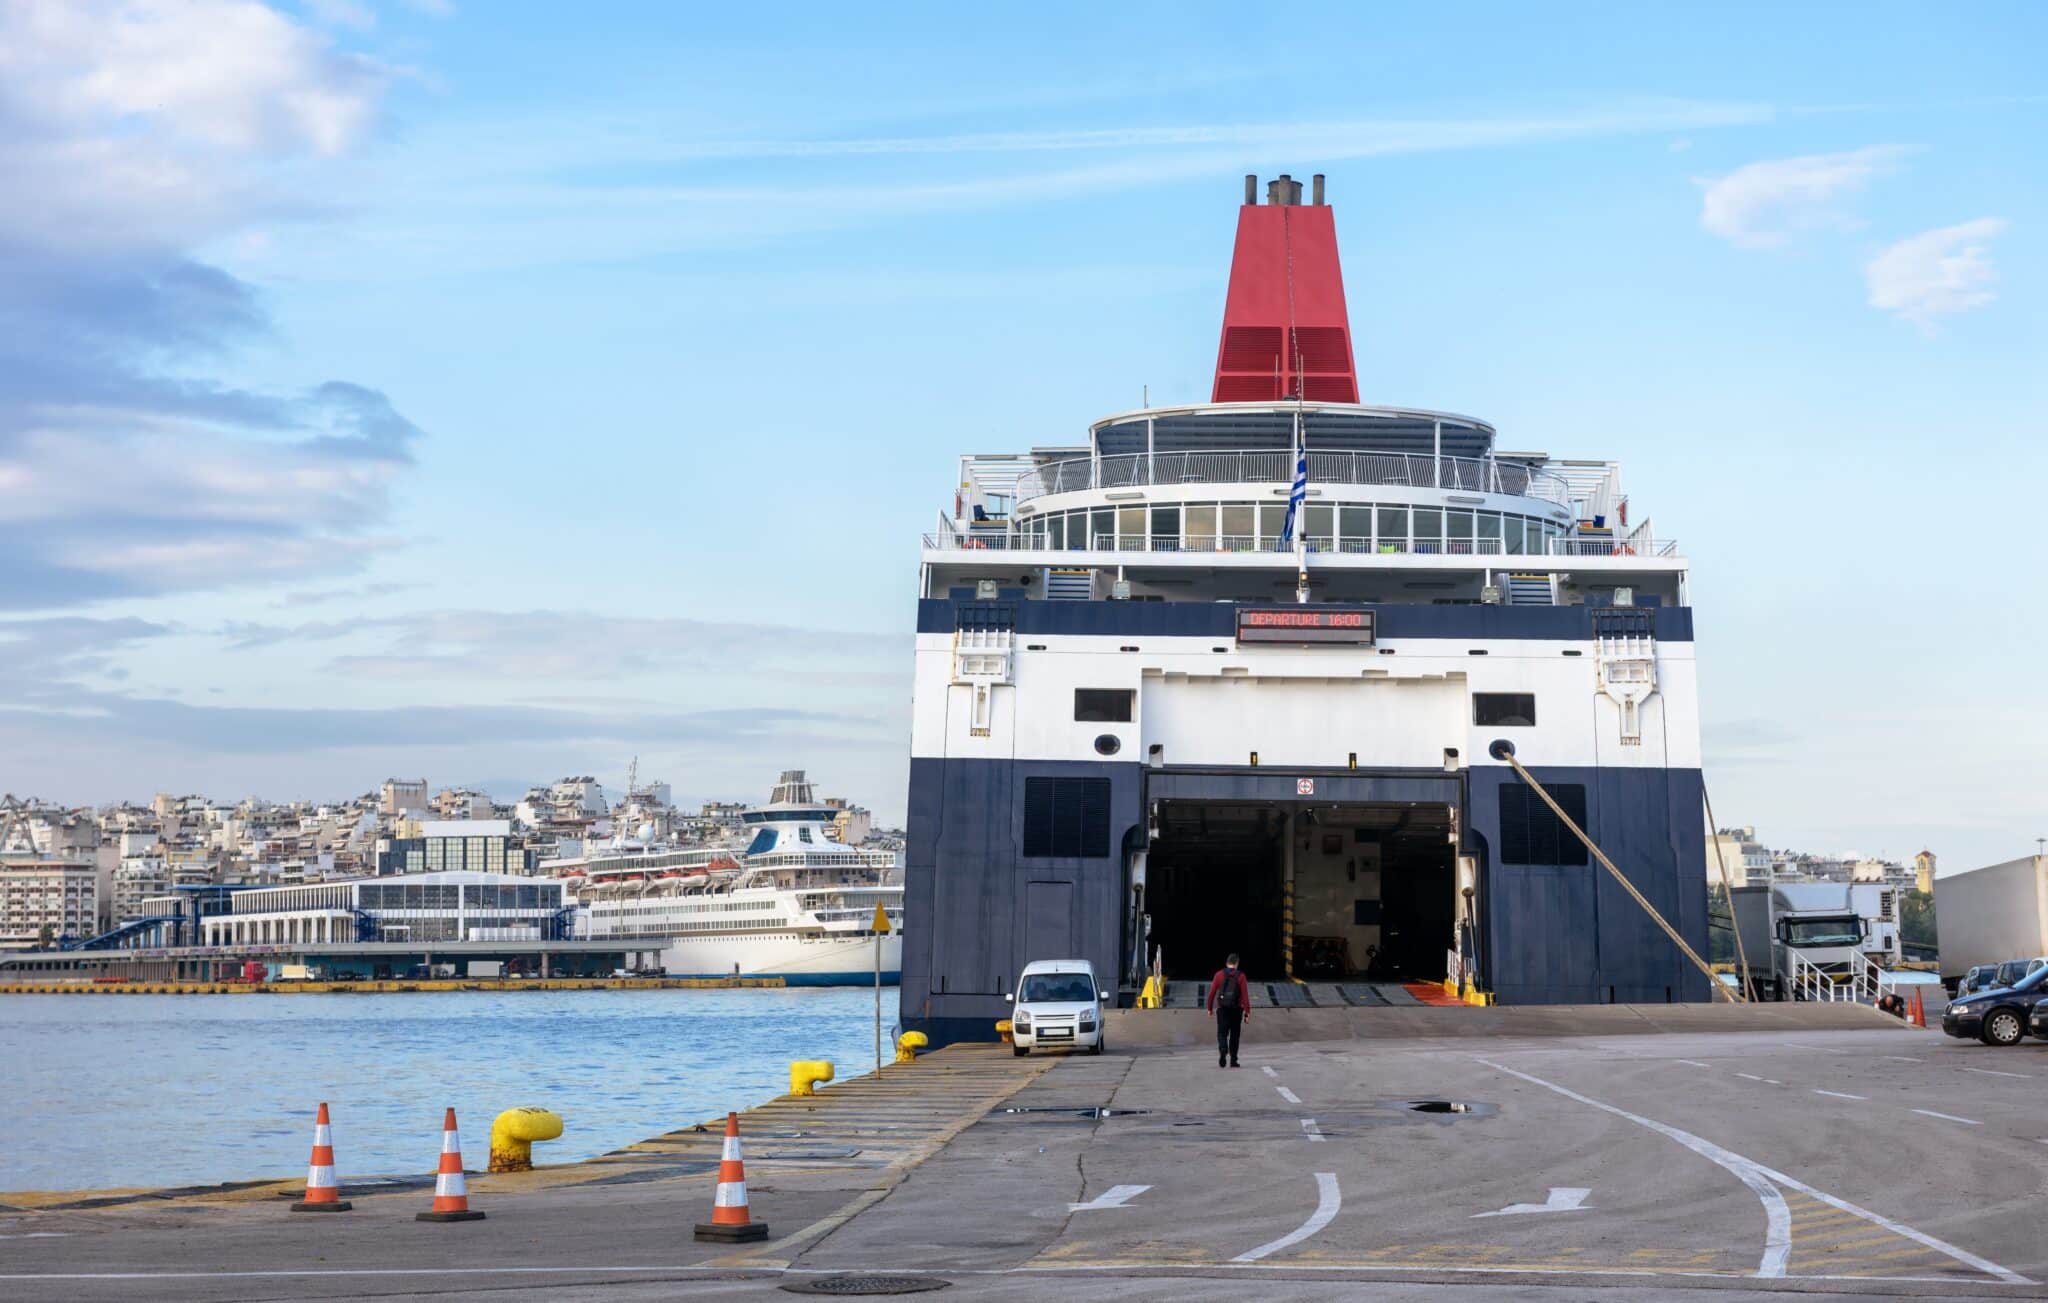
top-left (3, 1004), bottom-right (2043, 1302)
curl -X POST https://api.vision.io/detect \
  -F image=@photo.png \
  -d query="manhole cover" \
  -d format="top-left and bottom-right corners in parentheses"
top-left (994, 1107), bottom-right (1149, 1118)
top-left (782, 1274), bottom-right (951, 1295)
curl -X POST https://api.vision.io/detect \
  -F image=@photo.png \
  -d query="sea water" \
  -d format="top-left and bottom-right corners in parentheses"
top-left (1, 986), bottom-right (895, 1192)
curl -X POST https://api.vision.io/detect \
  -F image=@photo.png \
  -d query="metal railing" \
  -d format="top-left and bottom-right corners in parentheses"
top-left (1015, 450), bottom-right (1574, 507)
top-left (1783, 948), bottom-right (1888, 1004)
top-left (1547, 538), bottom-right (1680, 558)
top-left (922, 530), bottom-right (1681, 559)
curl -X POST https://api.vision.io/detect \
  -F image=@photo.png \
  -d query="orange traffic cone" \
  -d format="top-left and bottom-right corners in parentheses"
top-left (417, 1107), bottom-right (486, 1222)
top-left (291, 1102), bottom-right (352, 1212)
top-left (693, 1111), bottom-right (768, 1242)
top-left (1910, 989), bottom-right (1927, 1028)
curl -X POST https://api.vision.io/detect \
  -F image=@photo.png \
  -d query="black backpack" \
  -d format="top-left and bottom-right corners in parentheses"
top-left (1216, 969), bottom-right (1243, 1009)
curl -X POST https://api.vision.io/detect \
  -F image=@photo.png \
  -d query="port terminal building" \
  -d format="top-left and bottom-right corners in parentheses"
top-left (0, 872), bottom-right (655, 983)
top-left (901, 175), bottom-right (1709, 1046)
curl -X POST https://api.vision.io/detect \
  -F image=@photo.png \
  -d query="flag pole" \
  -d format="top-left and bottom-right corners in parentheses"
top-left (1291, 403), bottom-right (1309, 604)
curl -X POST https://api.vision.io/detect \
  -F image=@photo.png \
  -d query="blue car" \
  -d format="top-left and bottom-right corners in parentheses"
top-left (1942, 964), bottom-right (2048, 1046)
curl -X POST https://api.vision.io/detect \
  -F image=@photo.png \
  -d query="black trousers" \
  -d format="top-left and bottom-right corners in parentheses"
top-left (1215, 1006), bottom-right (1243, 1063)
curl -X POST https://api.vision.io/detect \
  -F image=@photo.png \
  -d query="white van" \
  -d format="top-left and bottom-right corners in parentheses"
top-left (1008, 959), bottom-right (1104, 1057)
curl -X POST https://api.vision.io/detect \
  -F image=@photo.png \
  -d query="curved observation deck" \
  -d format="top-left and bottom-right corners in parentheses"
top-left (1016, 448), bottom-right (1572, 508)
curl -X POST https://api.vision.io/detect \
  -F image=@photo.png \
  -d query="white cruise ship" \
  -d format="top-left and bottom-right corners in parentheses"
top-left (559, 772), bottom-right (902, 985)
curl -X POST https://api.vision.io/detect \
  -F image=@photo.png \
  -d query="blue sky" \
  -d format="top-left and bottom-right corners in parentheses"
top-left (0, 2), bottom-right (2042, 868)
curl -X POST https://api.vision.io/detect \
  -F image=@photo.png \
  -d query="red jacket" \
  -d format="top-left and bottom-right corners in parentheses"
top-left (1206, 968), bottom-right (1251, 1014)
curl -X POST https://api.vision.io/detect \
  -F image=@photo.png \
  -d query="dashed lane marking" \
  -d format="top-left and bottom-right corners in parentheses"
top-left (1733, 1073), bottom-right (1783, 1085)
top-left (1811, 1090), bottom-right (1868, 1100)
top-left (1300, 1119), bottom-right (1324, 1142)
top-left (1675, 1059), bottom-right (1712, 1068)
top-left (1910, 1109), bottom-right (1982, 1126)
top-left (1261, 1066), bottom-right (1278, 1078)
top-left (1475, 1058), bottom-right (2033, 1284)
top-left (1962, 1066), bottom-right (2030, 1079)
top-left (1276, 1086), bottom-right (1302, 1105)
top-left (1231, 1172), bottom-right (1339, 1263)
top-left (1881, 1056), bottom-right (1921, 1063)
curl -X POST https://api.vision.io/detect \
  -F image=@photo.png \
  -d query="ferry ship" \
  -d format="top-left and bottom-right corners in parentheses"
top-left (561, 772), bottom-right (902, 984)
top-left (901, 174), bottom-right (1708, 1045)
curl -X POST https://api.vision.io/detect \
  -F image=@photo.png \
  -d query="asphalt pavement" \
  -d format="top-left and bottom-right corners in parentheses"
top-left (4, 1008), bottom-right (2043, 1302)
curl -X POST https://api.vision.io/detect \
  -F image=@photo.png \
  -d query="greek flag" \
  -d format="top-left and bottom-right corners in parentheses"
top-left (1279, 424), bottom-right (1308, 546)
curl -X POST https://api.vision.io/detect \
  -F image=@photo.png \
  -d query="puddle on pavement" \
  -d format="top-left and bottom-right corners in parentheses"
top-left (993, 1107), bottom-right (1151, 1119)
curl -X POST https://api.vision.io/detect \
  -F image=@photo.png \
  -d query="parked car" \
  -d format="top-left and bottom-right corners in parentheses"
top-left (1956, 964), bottom-right (2000, 998)
top-left (1992, 956), bottom-right (2048, 989)
top-left (1006, 959), bottom-right (1104, 1057)
top-left (2030, 998), bottom-right (2048, 1041)
top-left (1941, 963), bottom-right (2048, 1046)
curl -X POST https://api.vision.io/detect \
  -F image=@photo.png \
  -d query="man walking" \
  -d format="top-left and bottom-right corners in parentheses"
top-left (1206, 953), bottom-right (1251, 1068)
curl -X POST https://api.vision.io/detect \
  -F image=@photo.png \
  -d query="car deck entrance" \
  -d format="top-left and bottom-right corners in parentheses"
top-left (1142, 794), bottom-right (1460, 987)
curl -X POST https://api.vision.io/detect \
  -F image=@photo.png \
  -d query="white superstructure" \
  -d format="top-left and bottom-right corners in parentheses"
top-left (561, 771), bottom-right (902, 985)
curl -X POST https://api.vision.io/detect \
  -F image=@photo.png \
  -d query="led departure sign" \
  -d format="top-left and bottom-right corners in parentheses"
top-left (1235, 608), bottom-right (1376, 644)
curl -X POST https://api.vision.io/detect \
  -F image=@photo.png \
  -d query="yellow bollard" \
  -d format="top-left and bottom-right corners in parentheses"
top-left (488, 1107), bottom-right (564, 1173)
top-left (790, 1060), bottom-right (835, 1097)
top-left (995, 1018), bottom-right (1013, 1046)
top-left (893, 1031), bottom-right (928, 1064)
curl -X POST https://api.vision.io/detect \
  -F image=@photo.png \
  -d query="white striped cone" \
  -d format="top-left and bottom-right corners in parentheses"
top-left (291, 1102), bottom-right (352, 1212)
top-left (417, 1107), bottom-right (485, 1222)
top-left (694, 1111), bottom-right (767, 1241)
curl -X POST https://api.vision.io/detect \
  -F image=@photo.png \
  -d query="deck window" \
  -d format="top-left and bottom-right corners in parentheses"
top-left (1474, 692), bottom-right (1536, 726)
top-left (1117, 506), bottom-right (1145, 550)
top-left (1221, 504), bottom-right (1254, 549)
top-left (1377, 506), bottom-right (1408, 553)
top-left (1339, 507), bottom-right (1373, 550)
top-left (1413, 507), bottom-right (1442, 554)
top-left (1185, 503), bottom-right (1217, 550)
top-left (1478, 512), bottom-right (1503, 553)
top-left (1149, 506), bottom-right (1179, 551)
top-left (1504, 516), bottom-right (1527, 555)
top-left (1258, 504), bottom-right (1288, 547)
top-left (1305, 504), bottom-right (1334, 547)
top-left (1447, 510), bottom-right (1474, 554)
top-left (1074, 689), bottom-right (1135, 722)
top-left (1090, 509), bottom-right (1113, 550)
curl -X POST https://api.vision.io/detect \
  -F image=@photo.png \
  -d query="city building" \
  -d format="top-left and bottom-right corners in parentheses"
top-left (380, 778), bottom-right (430, 818)
top-left (1915, 849), bottom-right (1937, 894)
top-left (1, 855), bottom-right (98, 950)
top-left (1706, 827), bottom-right (1772, 888)
top-left (375, 819), bottom-right (540, 877)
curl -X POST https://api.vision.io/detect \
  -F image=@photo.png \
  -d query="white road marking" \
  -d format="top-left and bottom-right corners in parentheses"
top-left (1962, 1066), bottom-right (2029, 1079)
top-left (1478, 1059), bottom-right (1791, 1278)
top-left (1734, 1072), bottom-right (1783, 1085)
top-left (1911, 1109), bottom-right (1982, 1126)
top-left (1473, 1187), bottom-right (1593, 1218)
top-left (1067, 1184), bottom-right (1149, 1212)
top-left (1882, 1056), bottom-right (1921, 1063)
top-left (1261, 1066), bottom-right (1278, 1078)
top-left (1300, 1118), bottom-right (1325, 1142)
top-left (1232, 1172), bottom-right (1340, 1262)
top-left (1812, 1090), bottom-right (1868, 1101)
top-left (1484, 1059), bottom-right (2033, 1284)
top-left (1276, 1086), bottom-right (1302, 1105)
top-left (1675, 1059), bottom-right (1712, 1068)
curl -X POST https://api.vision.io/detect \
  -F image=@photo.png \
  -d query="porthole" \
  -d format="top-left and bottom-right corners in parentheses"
top-left (1093, 734), bottom-right (1122, 757)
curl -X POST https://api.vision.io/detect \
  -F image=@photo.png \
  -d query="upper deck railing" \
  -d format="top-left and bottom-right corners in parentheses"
top-left (1015, 450), bottom-right (1574, 508)
top-left (921, 531), bottom-right (1680, 559)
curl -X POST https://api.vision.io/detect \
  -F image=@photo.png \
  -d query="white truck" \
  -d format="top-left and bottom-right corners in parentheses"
top-left (1731, 883), bottom-right (1899, 1000)
top-left (1933, 854), bottom-right (2048, 990)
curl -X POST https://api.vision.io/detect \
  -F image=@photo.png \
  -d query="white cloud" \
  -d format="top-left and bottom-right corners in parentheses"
top-left (1864, 218), bottom-right (2009, 329)
top-left (0, 0), bottom-right (393, 252)
top-left (1698, 145), bottom-right (1912, 248)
